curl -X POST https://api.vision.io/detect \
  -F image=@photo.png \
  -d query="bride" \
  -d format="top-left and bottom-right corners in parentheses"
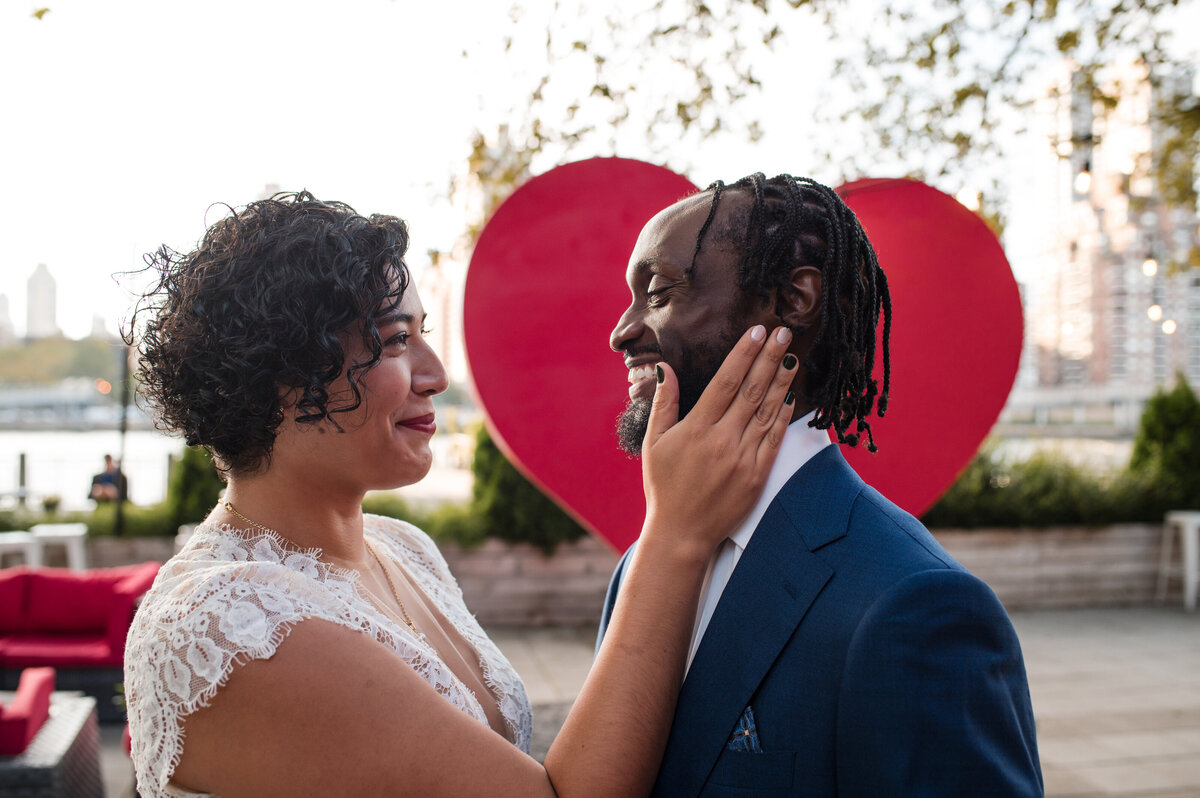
top-left (123, 191), bottom-right (796, 798)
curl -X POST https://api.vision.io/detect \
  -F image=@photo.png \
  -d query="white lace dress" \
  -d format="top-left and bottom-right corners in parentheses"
top-left (124, 514), bottom-right (533, 798)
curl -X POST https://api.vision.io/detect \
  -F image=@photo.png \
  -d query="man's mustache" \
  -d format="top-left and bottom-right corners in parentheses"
top-left (622, 344), bottom-right (663, 359)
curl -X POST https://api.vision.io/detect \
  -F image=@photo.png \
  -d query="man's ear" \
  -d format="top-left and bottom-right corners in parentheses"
top-left (776, 265), bottom-right (822, 330)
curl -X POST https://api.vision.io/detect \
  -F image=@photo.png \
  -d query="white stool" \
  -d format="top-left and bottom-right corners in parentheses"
top-left (1156, 511), bottom-right (1200, 612)
top-left (0, 531), bottom-right (41, 567)
top-left (28, 523), bottom-right (89, 571)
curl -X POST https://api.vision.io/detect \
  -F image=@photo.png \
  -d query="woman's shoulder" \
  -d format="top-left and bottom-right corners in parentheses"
top-left (123, 526), bottom-right (371, 798)
top-left (126, 523), bottom-right (366, 684)
top-left (141, 525), bottom-right (336, 614)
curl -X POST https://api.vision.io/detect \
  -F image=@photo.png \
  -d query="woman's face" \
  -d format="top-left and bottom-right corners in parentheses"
top-left (273, 286), bottom-right (449, 494)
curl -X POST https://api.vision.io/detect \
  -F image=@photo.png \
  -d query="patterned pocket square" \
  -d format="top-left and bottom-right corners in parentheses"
top-left (726, 705), bottom-right (764, 753)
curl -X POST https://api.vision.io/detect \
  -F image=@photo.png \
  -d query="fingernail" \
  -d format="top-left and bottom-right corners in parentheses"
top-left (785, 391), bottom-right (795, 406)
top-left (776, 327), bottom-right (792, 344)
top-left (783, 354), bottom-right (798, 370)
top-left (750, 325), bottom-right (766, 342)
top-left (656, 364), bottom-right (665, 384)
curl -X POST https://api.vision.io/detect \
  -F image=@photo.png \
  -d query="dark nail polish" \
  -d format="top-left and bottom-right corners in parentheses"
top-left (656, 364), bottom-right (665, 384)
top-left (783, 354), bottom-right (798, 370)
top-left (785, 391), bottom-right (795, 406)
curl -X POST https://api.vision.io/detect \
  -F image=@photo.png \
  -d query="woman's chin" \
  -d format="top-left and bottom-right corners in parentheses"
top-left (380, 455), bottom-right (434, 491)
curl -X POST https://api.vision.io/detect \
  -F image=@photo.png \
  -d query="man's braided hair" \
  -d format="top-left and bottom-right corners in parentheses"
top-left (692, 173), bottom-right (892, 451)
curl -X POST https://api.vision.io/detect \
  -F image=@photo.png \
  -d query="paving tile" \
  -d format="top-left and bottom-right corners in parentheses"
top-left (1067, 758), bottom-right (1200, 794)
top-left (1043, 764), bottom-right (1106, 797)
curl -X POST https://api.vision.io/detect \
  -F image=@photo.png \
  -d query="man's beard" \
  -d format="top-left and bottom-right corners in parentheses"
top-left (615, 325), bottom-right (742, 456)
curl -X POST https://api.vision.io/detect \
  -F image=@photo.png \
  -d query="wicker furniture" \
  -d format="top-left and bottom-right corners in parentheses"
top-left (0, 692), bottom-right (102, 798)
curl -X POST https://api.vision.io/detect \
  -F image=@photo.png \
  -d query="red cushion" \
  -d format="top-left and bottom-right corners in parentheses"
top-left (0, 568), bottom-right (30, 634)
top-left (0, 666), bottom-right (55, 755)
top-left (0, 634), bottom-right (118, 667)
top-left (106, 562), bottom-right (160, 651)
top-left (25, 569), bottom-right (117, 634)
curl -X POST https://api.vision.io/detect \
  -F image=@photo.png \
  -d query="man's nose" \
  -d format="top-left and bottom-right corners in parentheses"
top-left (610, 307), bottom-right (644, 353)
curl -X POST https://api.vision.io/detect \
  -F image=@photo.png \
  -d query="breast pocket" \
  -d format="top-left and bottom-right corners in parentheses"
top-left (702, 748), bottom-right (797, 796)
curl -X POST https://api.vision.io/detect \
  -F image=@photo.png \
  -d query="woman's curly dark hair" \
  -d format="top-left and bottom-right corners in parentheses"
top-left (126, 191), bottom-right (412, 474)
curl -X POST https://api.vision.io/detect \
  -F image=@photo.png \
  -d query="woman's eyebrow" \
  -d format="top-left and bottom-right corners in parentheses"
top-left (376, 311), bottom-right (415, 326)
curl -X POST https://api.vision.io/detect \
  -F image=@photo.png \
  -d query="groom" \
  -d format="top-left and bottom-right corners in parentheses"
top-left (599, 173), bottom-right (1043, 796)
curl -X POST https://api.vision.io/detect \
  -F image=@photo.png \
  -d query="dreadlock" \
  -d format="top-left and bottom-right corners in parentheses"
top-left (693, 173), bottom-right (892, 452)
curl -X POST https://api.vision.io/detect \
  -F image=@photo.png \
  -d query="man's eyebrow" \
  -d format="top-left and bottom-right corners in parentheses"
top-left (633, 257), bottom-right (683, 276)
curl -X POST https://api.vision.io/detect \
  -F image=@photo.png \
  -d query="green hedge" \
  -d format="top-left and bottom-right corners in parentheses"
top-left (923, 376), bottom-right (1200, 528)
top-left (920, 447), bottom-right (1179, 528)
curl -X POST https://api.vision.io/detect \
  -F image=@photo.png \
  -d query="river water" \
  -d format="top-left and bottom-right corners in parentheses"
top-left (0, 428), bottom-right (475, 513)
top-left (0, 429), bottom-right (184, 511)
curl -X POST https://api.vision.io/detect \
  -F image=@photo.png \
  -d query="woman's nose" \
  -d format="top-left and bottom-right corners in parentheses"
top-left (413, 343), bottom-right (449, 396)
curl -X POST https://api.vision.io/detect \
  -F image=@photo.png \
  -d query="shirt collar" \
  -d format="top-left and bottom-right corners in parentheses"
top-left (727, 410), bottom-right (830, 552)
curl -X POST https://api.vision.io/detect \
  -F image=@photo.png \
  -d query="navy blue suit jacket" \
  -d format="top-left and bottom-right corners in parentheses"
top-left (598, 446), bottom-right (1042, 796)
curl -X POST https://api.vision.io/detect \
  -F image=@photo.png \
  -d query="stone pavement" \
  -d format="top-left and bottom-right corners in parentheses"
top-left (1012, 609), bottom-right (1200, 797)
top-left (100, 609), bottom-right (1199, 797)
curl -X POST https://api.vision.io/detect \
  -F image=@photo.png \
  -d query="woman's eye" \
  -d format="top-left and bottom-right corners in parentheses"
top-left (420, 326), bottom-right (433, 337)
top-left (385, 332), bottom-right (410, 349)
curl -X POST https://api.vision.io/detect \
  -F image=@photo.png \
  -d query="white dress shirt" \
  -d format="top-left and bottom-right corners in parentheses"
top-left (684, 410), bottom-right (830, 673)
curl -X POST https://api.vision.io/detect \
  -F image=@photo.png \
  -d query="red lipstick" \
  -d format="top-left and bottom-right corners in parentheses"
top-left (396, 413), bottom-right (436, 435)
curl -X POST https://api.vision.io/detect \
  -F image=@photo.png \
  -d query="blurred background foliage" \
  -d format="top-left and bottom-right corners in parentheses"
top-left (0, 338), bottom-right (122, 387)
top-left (922, 376), bottom-right (1200, 527)
top-left (457, 0), bottom-right (1197, 240)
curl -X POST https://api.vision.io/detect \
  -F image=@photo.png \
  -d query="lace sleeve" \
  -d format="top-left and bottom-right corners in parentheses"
top-left (123, 538), bottom-right (376, 798)
top-left (125, 519), bottom-right (534, 798)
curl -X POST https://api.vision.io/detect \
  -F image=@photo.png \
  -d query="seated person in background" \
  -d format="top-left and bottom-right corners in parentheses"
top-left (89, 454), bottom-right (127, 502)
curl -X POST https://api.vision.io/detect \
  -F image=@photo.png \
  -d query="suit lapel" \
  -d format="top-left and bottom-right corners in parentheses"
top-left (653, 446), bottom-right (865, 797)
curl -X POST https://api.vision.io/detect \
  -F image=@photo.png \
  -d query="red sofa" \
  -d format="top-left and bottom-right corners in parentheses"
top-left (0, 563), bottom-right (159, 722)
top-left (0, 666), bottom-right (54, 755)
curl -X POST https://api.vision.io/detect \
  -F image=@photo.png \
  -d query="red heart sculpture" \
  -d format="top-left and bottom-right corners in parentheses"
top-left (464, 160), bottom-right (1022, 553)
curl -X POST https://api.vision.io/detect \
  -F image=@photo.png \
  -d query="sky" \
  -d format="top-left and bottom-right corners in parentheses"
top-left (2, 1), bottom-right (1197, 342)
top-left (1, 1), bottom-right (524, 338)
top-left (0, 0), bottom-right (840, 340)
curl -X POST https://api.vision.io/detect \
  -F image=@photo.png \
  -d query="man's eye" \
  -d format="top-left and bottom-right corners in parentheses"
top-left (646, 288), bottom-right (670, 307)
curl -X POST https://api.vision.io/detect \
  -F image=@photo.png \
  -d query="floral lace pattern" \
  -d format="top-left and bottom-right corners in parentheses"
top-left (124, 514), bottom-right (532, 798)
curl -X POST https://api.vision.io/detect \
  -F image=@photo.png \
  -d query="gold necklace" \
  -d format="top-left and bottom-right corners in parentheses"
top-left (365, 541), bottom-right (427, 642)
top-left (221, 500), bottom-right (425, 641)
top-left (222, 500), bottom-right (310, 550)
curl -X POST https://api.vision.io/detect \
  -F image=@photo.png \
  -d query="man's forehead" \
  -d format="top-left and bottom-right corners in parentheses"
top-left (628, 190), bottom-right (749, 272)
top-left (628, 194), bottom-right (713, 270)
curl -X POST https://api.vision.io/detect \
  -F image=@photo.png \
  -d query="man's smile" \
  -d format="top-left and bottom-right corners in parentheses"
top-left (626, 361), bottom-right (660, 401)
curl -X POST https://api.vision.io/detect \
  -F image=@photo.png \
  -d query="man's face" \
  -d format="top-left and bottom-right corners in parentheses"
top-left (610, 192), bottom-right (765, 455)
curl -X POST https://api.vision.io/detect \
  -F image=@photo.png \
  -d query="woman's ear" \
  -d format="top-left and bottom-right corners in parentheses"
top-left (777, 266), bottom-right (823, 331)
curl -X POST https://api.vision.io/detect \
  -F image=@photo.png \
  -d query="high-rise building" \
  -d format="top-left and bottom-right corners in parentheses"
top-left (1005, 60), bottom-right (1199, 433)
top-left (0, 295), bottom-right (15, 346)
top-left (26, 263), bottom-right (59, 339)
